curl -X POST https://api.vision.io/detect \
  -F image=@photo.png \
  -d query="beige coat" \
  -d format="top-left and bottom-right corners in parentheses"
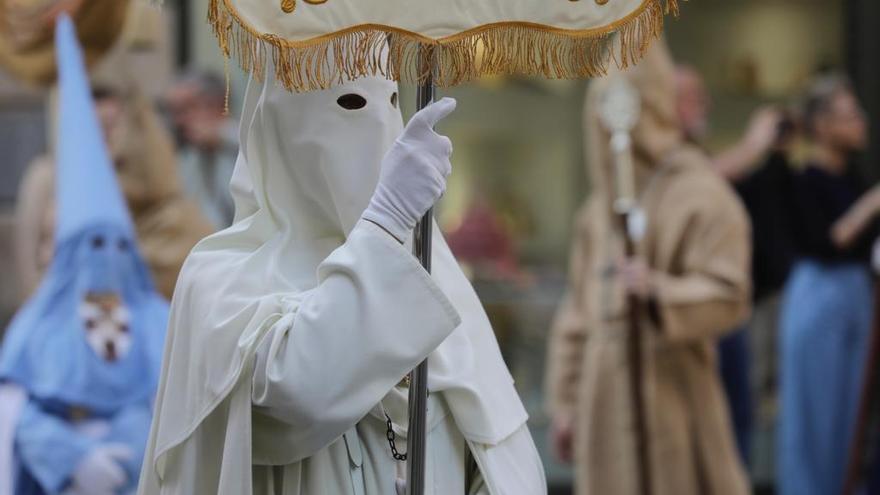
top-left (546, 41), bottom-right (752, 495)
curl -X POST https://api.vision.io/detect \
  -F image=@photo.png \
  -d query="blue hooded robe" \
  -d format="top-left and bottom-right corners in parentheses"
top-left (0, 15), bottom-right (169, 495)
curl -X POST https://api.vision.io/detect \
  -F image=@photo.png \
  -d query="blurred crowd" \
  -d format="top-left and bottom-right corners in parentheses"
top-left (0, 2), bottom-right (878, 495)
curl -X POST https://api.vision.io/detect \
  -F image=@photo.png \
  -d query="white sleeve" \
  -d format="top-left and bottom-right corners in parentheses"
top-left (471, 425), bottom-right (547, 495)
top-left (251, 220), bottom-right (461, 454)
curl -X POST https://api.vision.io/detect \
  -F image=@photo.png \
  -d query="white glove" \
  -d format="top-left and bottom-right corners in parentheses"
top-left (69, 444), bottom-right (132, 495)
top-left (362, 97), bottom-right (457, 242)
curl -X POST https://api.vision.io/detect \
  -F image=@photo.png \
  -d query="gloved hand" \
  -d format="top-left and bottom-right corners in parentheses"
top-left (362, 97), bottom-right (457, 242)
top-left (69, 444), bottom-right (132, 495)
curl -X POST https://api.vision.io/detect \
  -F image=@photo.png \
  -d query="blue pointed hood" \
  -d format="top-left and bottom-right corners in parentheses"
top-left (54, 13), bottom-right (134, 243)
top-left (0, 14), bottom-right (168, 413)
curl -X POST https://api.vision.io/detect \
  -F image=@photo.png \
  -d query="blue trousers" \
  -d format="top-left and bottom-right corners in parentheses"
top-left (778, 261), bottom-right (873, 495)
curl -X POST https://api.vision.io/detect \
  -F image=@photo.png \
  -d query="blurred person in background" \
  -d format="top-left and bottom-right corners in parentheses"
top-left (0, 16), bottom-right (167, 494)
top-left (676, 64), bottom-right (795, 474)
top-left (8, 0), bottom-right (214, 302)
top-left (546, 40), bottom-right (751, 495)
top-left (14, 82), bottom-right (213, 301)
top-left (163, 70), bottom-right (237, 229)
top-left (676, 65), bottom-right (789, 184)
top-left (778, 74), bottom-right (878, 495)
top-left (0, 0), bottom-right (128, 308)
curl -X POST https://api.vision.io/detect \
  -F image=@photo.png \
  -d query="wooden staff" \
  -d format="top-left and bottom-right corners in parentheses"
top-left (618, 210), bottom-right (652, 495)
top-left (600, 76), bottom-right (653, 495)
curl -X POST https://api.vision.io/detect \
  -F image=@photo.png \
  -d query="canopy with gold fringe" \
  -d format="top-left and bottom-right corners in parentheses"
top-left (204, 3), bottom-right (681, 495)
top-left (210, 0), bottom-right (680, 91)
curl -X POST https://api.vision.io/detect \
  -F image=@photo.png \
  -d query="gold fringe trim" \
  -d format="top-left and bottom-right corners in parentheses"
top-left (209, 0), bottom-right (680, 92)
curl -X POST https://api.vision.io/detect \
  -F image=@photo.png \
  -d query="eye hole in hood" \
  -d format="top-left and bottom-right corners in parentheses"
top-left (337, 93), bottom-right (367, 110)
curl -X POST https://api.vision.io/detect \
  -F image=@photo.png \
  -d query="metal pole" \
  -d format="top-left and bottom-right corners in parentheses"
top-left (405, 51), bottom-right (435, 495)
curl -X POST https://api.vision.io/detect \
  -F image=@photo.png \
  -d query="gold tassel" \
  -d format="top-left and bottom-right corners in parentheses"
top-left (223, 56), bottom-right (231, 116)
top-left (208, 0), bottom-right (682, 93)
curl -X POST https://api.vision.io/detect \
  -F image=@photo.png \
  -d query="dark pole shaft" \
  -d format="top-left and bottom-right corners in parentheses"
top-left (619, 212), bottom-right (653, 495)
top-left (405, 59), bottom-right (435, 495)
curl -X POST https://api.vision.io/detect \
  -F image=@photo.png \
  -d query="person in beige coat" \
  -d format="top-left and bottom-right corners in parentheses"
top-left (546, 40), bottom-right (753, 495)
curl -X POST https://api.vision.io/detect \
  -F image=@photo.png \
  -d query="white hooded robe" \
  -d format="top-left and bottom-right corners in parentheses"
top-left (136, 67), bottom-right (546, 495)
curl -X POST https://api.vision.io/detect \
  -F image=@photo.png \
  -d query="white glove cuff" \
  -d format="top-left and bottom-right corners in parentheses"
top-left (361, 185), bottom-right (414, 243)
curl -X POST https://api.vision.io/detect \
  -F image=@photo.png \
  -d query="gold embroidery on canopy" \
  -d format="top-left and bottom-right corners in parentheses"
top-left (281, 0), bottom-right (329, 14)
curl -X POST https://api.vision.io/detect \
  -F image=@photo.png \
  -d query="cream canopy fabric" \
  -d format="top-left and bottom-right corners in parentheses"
top-left (210, 0), bottom-right (679, 91)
